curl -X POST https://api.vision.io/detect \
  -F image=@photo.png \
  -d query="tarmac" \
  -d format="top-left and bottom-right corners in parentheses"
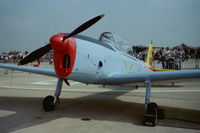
top-left (0, 63), bottom-right (200, 133)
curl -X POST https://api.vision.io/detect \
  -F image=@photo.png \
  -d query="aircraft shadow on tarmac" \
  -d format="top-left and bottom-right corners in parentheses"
top-left (0, 89), bottom-right (200, 132)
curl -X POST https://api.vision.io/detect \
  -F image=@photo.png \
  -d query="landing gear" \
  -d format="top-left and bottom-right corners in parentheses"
top-left (42, 78), bottom-right (63, 112)
top-left (143, 102), bottom-right (157, 126)
top-left (143, 80), bottom-right (165, 126)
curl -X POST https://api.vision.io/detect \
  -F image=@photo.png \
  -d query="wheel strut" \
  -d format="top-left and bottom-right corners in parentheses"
top-left (143, 80), bottom-right (165, 126)
top-left (43, 77), bottom-right (63, 112)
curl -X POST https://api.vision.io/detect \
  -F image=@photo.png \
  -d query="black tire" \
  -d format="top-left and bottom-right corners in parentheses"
top-left (143, 115), bottom-right (156, 126)
top-left (143, 102), bottom-right (158, 126)
top-left (147, 102), bottom-right (165, 120)
top-left (43, 95), bottom-right (55, 112)
top-left (147, 102), bottom-right (158, 115)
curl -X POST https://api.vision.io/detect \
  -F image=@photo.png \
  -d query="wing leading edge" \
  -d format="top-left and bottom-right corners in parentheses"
top-left (107, 70), bottom-right (200, 84)
top-left (0, 63), bottom-right (56, 77)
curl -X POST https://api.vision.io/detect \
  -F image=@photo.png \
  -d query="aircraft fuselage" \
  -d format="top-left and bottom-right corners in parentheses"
top-left (67, 36), bottom-right (151, 84)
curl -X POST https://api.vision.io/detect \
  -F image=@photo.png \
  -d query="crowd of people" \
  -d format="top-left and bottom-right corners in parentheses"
top-left (0, 51), bottom-right (24, 63)
top-left (133, 46), bottom-right (200, 70)
top-left (0, 51), bottom-right (46, 64)
top-left (154, 47), bottom-right (186, 70)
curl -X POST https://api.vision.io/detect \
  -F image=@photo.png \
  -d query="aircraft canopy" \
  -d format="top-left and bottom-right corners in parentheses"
top-left (99, 32), bottom-right (133, 55)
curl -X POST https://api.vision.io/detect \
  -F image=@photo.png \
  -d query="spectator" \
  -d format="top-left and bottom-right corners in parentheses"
top-left (165, 47), bottom-right (172, 69)
top-left (175, 48), bottom-right (182, 70)
top-left (160, 47), bottom-right (166, 69)
top-left (141, 49), bottom-right (147, 62)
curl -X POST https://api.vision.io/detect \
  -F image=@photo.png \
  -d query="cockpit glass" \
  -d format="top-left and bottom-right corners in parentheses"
top-left (99, 32), bottom-right (133, 55)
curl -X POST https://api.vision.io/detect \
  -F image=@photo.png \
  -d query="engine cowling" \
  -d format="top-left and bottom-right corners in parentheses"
top-left (50, 33), bottom-right (76, 78)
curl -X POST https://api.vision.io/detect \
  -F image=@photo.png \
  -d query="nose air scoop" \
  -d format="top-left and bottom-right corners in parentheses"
top-left (50, 33), bottom-right (76, 78)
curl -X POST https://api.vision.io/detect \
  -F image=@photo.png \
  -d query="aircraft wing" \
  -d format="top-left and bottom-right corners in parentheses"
top-left (107, 70), bottom-right (200, 84)
top-left (0, 63), bottom-right (57, 77)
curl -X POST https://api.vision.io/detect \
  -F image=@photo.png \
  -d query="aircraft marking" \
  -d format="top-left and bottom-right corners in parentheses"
top-left (123, 56), bottom-right (135, 72)
top-left (123, 56), bottom-right (128, 72)
top-left (128, 62), bottom-right (135, 72)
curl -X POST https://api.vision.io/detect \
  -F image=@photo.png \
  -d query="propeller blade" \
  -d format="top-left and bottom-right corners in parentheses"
top-left (63, 14), bottom-right (105, 41)
top-left (18, 44), bottom-right (52, 65)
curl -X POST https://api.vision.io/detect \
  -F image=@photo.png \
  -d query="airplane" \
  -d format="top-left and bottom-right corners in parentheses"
top-left (0, 14), bottom-right (200, 126)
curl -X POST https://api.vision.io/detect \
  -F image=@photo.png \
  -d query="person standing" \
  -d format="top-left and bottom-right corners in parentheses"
top-left (160, 47), bottom-right (166, 69)
top-left (165, 47), bottom-right (172, 69)
top-left (175, 48), bottom-right (181, 70)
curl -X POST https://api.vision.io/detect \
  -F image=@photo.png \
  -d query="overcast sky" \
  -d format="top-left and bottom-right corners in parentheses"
top-left (0, 0), bottom-right (200, 52)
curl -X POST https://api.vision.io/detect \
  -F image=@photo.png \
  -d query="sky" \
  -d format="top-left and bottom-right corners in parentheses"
top-left (0, 0), bottom-right (200, 52)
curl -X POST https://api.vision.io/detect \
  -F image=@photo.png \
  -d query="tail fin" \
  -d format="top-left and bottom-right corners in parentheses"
top-left (146, 41), bottom-right (154, 67)
top-left (146, 42), bottom-right (174, 72)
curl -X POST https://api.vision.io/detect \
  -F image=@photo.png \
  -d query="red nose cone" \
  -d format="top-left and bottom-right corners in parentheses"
top-left (50, 33), bottom-right (68, 51)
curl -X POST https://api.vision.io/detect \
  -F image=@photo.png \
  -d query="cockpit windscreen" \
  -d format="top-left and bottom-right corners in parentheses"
top-left (99, 32), bottom-right (133, 55)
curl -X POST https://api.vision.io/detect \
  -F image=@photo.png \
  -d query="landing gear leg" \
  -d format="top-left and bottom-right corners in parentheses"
top-left (43, 77), bottom-right (63, 112)
top-left (143, 80), bottom-right (165, 126)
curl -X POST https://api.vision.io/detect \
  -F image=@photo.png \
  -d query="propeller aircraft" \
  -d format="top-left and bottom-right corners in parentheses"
top-left (0, 14), bottom-right (200, 126)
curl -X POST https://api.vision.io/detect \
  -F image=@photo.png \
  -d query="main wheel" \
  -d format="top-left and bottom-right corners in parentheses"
top-left (43, 95), bottom-right (55, 112)
top-left (147, 102), bottom-right (158, 115)
top-left (143, 102), bottom-right (158, 126)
